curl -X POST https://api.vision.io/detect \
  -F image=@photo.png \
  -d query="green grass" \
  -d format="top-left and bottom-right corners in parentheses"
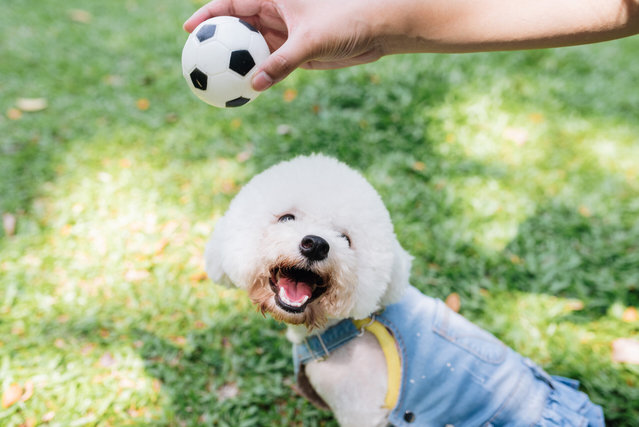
top-left (1, 0), bottom-right (638, 425)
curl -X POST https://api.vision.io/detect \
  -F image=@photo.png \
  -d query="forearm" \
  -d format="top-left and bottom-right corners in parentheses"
top-left (377, 0), bottom-right (639, 54)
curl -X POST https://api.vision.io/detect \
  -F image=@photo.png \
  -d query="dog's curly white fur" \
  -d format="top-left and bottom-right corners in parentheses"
top-left (206, 154), bottom-right (411, 328)
top-left (205, 154), bottom-right (411, 425)
top-left (204, 154), bottom-right (603, 426)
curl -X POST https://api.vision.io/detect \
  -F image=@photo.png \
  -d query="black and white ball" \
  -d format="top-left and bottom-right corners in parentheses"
top-left (182, 16), bottom-right (270, 108)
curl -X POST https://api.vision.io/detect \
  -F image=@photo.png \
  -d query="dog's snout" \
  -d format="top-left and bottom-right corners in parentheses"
top-left (300, 235), bottom-right (329, 261)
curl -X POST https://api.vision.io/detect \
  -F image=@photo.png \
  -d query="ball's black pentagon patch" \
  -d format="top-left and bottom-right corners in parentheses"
top-left (196, 24), bottom-right (216, 42)
top-left (226, 97), bottom-right (250, 108)
top-left (229, 50), bottom-right (255, 76)
top-left (239, 19), bottom-right (258, 33)
top-left (190, 68), bottom-right (208, 90)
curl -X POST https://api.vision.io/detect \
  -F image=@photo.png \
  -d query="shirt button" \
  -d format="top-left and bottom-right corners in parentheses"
top-left (403, 411), bottom-right (415, 423)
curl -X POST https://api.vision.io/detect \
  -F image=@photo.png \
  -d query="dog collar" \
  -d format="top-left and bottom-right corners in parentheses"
top-left (293, 316), bottom-right (402, 409)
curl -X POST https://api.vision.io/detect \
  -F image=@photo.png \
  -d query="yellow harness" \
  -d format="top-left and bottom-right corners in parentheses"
top-left (353, 318), bottom-right (402, 409)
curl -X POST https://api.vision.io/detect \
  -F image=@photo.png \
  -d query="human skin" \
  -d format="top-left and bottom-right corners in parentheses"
top-left (184, 0), bottom-right (639, 90)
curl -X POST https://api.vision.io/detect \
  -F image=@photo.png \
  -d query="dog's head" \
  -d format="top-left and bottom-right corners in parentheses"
top-left (205, 154), bottom-right (412, 329)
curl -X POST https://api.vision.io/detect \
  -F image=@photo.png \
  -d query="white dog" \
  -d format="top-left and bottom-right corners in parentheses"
top-left (205, 155), bottom-right (604, 427)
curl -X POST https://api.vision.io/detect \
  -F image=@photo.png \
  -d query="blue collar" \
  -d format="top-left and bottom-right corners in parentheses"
top-left (292, 319), bottom-right (361, 374)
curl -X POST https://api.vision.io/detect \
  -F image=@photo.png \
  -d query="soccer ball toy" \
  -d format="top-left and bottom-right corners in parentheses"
top-left (182, 16), bottom-right (270, 108)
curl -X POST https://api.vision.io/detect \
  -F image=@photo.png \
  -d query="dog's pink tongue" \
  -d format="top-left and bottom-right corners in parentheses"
top-left (278, 277), bottom-right (313, 303)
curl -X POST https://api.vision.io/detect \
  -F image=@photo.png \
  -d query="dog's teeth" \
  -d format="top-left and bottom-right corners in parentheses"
top-left (278, 287), bottom-right (309, 307)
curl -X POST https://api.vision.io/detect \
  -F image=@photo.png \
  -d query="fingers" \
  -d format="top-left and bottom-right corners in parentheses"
top-left (183, 0), bottom-right (262, 32)
top-left (252, 37), bottom-right (311, 91)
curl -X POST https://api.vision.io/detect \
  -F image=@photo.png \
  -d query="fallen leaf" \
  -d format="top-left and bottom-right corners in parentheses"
top-left (20, 417), bottom-right (36, 427)
top-left (509, 254), bottom-right (523, 265)
top-left (17, 98), bottom-right (47, 112)
top-left (276, 124), bottom-right (292, 135)
top-left (220, 178), bottom-right (237, 194)
top-left (611, 338), bottom-right (639, 364)
top-left (236, 148), bottom-right (253, 162)
top-left (230, 118), bottom-right (242, 129)
top-left (445, 292), bottom-right (461, 313)
top-left (412, 161), bottom-right (426, 172)
top-left (194, 320), bottom-right (206, 329)
top-left (99, 352), bottom-right (116, 368)
top-left (7, 108), bottom-right (22, 120)
top-left (2, 213), bottom-right (17, 236)
top-left (154, 238), bottom-right (169, 255)
top-left (189, 271), bottom-right (208, 282)
top-left (217, 382), bottom-right (239, 402)
top-left (529, 113), bottom-right (545, 124)
top-left (127, 405), bottom-right (146, 417)
top-left (565, 300), bottom-right (585, 312)
top-left (622, 307), bottom-right (639, 322)
top-left (164, 112), bottom-right (178, 123)
top-left (21, 381), bottom-right (34, 402)
top-left (2, 383), bottom-right (23, 408)
top-left (41, 411), bottom-right (55, 422)
top-left (283, 88), bottom-right (297, 102)
top-left (69, 9), bottom-right (92, 23)
top-left (81, 343), bottom-right (96, 355)
top-left (136, 98), bottom-right (150, 111)
top-left (104, 74), bottom-right (123, 86)
top-left (578, 205), bottom-right (592, 218)
top-left (171, 336), bottom-right (187, 346)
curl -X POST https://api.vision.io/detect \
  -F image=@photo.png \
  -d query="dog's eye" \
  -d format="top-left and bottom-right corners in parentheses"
top-left (278, 214), bottom-right (295, 223)
top-left (340, 233), bottom-right (352, 247)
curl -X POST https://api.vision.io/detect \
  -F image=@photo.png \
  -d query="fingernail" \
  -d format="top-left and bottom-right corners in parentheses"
top-left (252, 71), bottom-right (273, 91)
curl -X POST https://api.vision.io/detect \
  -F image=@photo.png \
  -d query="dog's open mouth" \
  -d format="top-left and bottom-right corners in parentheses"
top-left (269, 267), bottom-right (327, 313)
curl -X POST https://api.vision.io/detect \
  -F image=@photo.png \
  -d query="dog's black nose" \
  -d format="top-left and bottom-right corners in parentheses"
top-left (300, 235), bottom-right (329, 261)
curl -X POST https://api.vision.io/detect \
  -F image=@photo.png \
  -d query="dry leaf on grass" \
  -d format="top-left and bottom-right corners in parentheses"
top-left (21, 381), bottom-right (34, 402)
top-left (3, 213), bottom-right (17, 236)
top-left (2, 383), bottom-right (23, 408)
top-left (69, 9), bottom-right (92, 23)
top-left (136, 98), bottom-right (150, 111)
top-left (283, 88), bottom-right (297, 102)
top-left (611, 338), bottom-right (639, 364)
top-left (217, 382), bottom-right (239, 402)
top-left (41, 411), bottom-right (55, 422)
top-left (7, 108), bottom-right (22, 120)
top-left (17, 98), bottom-right (47, 112)
top-left (622, 307), bottom-right (639, 322)
top-left (445, 292), bottom-right (461, 313)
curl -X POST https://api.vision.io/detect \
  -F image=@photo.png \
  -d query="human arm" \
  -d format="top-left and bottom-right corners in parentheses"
top-left (183, 0), bottom-right (639, 90)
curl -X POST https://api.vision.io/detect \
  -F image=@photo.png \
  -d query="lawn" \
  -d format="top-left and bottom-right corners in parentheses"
top-left (1, 0), bottom-right (638, 426)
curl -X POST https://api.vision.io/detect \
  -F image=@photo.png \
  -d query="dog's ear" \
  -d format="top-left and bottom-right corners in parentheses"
top-left (204, 217), bottom-right (233, 287)
top-left (380, 239), bottom-right (413, 305)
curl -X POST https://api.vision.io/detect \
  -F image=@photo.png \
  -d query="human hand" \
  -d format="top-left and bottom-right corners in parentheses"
top-left (184, 0), bottom-right (639, 91)
top-left (184, 0), bottom-right (387, 91)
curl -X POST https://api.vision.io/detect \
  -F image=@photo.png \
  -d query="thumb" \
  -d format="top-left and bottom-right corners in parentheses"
top-left (252, 37), bottom-right (310, 91)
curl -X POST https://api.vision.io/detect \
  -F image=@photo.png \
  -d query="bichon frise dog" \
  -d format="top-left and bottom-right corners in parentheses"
top-left (205, 154), bottom-right (604, 427)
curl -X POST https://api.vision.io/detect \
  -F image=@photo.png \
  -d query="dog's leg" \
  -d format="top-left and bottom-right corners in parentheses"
top-left (305, 332), bottom-right (390, 427)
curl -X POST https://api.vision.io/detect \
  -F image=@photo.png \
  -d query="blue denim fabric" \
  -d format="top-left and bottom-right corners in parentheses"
top-left (293, 285), bottom-right (605, 426)
top-left (377, 286), bottom-right (605, 427)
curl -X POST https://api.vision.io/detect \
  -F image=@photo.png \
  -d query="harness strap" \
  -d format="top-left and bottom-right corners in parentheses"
top-left (293, 317), bottom-right (402, 410)
top-left (354, 318), bottom-right (402, 409)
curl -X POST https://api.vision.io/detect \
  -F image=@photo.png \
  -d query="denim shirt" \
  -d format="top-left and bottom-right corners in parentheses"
top-left (294, 285), bottom-right (604, 427)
